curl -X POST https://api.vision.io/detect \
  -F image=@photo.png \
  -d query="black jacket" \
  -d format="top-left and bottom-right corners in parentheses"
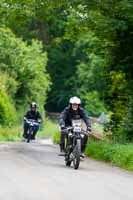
top-left (24, 110), bottom-right (42, 121)
top-left (59, 106), bottom-right (91, 128)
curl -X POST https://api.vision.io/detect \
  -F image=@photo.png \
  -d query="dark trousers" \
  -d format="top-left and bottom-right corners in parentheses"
top-left (60, 131), bottom-right (88, 152)
top-left (23, 121), bottom-right (39, 138)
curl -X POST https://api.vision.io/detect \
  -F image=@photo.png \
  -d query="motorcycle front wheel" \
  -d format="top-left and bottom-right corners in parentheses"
top-left (73, 139), bottom-right (81, 170)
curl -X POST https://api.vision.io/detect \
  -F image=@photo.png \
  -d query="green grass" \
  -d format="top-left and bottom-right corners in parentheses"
top-left (85, 139), bottom-right (133, 171)
top-left (38, 118), bottom-right (59, 138)
top-left (0, 125), bottom-right (22, 141)
top-left (53, 131), bottom-right (60, 144)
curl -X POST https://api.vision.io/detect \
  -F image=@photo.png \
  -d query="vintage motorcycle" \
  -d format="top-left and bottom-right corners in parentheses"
top-left (25, 119), bottom-right (39, 143)
top-left (63, 119), bottom-right (88, 170)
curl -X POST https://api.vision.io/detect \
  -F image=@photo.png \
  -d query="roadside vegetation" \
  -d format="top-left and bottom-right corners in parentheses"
top-left (85, 140), bottom-right (133, 171)
top-left (0, 119), bottom-right (59, 142)
top-left (38, 119), bottom-right (59, 139)
top-left (0, 125), bottom-right (22, 141)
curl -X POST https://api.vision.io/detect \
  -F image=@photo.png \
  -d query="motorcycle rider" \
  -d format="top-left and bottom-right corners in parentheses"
top-left (59, 96), bottom-right (91, 157)
top-left (23, 102), bottom-right (42, 140)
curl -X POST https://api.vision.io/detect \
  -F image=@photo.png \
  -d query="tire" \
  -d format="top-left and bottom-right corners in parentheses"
top-left (27, 134), bottom-right (31, 143)
top-left (73, 139), bottom-right (81, 170)
top-left (27, 128), bottom-right (32, 143)
top-left (65, 143), bottom-right (72, 167)
top-left (65, 151), bottom-right (72, 167)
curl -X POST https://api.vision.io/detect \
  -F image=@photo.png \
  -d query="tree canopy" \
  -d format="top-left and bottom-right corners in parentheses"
top-left (0, 0), bottom-right (133, 141)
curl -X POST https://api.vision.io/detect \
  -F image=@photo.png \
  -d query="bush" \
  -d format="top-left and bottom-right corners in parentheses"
top-left (84, 91), bottom-right (107, 116)
top-left (53, 132), bottom-right (60, 144)
top-left (0, 89), bottom-right (17, 125)
top-left (0, 125), bottom-right (22, 141)
top-left (0, 72), bottom-right (17, 125)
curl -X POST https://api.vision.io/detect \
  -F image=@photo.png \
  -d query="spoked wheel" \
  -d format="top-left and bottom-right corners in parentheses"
top-left (73, 139), bottom-right (81, 170)
top-left (65, 144), bottom-right (72, 167)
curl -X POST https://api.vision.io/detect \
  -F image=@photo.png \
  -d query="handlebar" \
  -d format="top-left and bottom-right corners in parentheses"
top-left (25, 119), bottom-right (40, 125)
top-left (61, 127), bottom-right (72, 134)
top-left (61, 127), bottom-right (90, 136)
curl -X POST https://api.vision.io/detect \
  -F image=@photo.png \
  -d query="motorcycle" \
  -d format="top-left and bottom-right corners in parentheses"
top-left (25, 119), bottom-right (39, 143)
top-left (63, 119), bottom-right (88, 170)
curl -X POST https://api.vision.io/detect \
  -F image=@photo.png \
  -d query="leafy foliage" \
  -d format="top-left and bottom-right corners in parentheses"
top-left (0, 27), bottom-right (50, 125)
top-left (84, 91), bottom-right (107, 116)
top-left (0, 0), bottom-right (133, 141)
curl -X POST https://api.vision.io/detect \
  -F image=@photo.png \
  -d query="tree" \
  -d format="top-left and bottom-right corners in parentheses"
top-left (0, 27), bottom-right (50, 124)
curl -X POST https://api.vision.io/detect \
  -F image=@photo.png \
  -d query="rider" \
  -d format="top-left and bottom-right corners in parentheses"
top-left (23, 102), bottom-right (42, 140)
top-left (59, 96), bottom-right (91, 156)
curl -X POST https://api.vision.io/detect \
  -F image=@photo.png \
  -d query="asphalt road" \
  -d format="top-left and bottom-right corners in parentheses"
top-left (0, 139), bottom-right (132, 200)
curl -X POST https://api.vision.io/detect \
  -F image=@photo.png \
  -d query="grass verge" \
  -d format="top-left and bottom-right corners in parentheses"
top-left (0, 125), bottom-right (22, 141)
top-left (85, 139), bottom-right (133, 171)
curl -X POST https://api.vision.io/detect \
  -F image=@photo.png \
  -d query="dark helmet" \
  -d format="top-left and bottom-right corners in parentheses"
top-left (30, 102), bottom-right (37, 109)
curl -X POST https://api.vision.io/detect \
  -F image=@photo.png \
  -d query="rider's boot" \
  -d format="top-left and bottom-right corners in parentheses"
top-left (80, 145), bottom-right (86, 159)
top-left (80, 153), bottom-right (85, 158)
top-left (80, 135), bottom-right (88, 158)
top-left (58, 143), bottom-right (65, 156)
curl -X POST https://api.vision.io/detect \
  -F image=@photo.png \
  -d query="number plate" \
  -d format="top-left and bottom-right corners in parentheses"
top-left (73, 127), bottom-right (81, 132)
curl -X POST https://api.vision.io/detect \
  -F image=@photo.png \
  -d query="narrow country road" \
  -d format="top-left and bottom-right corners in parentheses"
top-left (0, 139), bottom-right (132, 200)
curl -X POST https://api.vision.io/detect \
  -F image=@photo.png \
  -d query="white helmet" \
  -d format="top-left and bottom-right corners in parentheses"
top-left (69, 96), bottom-right (81, 105)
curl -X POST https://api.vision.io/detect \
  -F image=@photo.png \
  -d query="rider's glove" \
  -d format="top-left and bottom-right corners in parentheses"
top-left (60, 124), bottom-right (65, 130)
top-left (24, 117), bottom-right (27, 121)
top-left (38, 119), bottom-right (42, 123)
